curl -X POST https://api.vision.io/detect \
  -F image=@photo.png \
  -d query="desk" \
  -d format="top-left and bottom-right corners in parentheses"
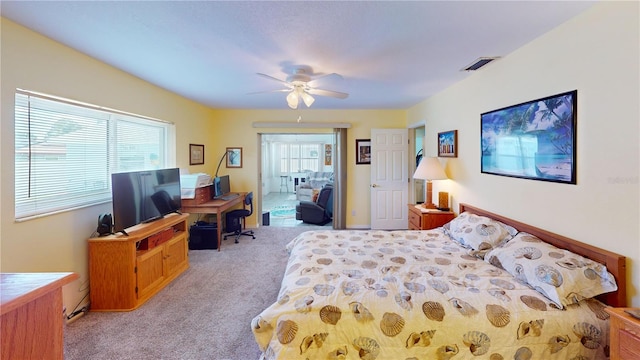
top-left (1, 272), bottom-right (79, 360)
top-left (181, 192), bottom-right (246, 251)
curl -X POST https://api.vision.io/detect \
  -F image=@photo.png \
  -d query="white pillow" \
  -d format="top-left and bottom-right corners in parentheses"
top-left (484, 232), bottom-right (618, 308)
top-left (443, 212), bottom-right (517, 258)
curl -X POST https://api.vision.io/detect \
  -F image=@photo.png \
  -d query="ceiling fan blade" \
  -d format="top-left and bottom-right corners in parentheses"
top-left (256, 73), bottom-right (291, 86)
top-left (247, 88), bottom-right (291, 95)
top-left (307, 88), bottom-right (349, 99)
top-left (307, 73), bottom-right (343, 87)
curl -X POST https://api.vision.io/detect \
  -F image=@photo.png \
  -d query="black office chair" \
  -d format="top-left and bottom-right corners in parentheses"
top-left (223, 192), bottom-right (255, 243)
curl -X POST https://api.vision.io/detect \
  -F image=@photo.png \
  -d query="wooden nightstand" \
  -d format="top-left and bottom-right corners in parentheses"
top-left (408, 204), bottom-right (455, 230)
top-left (605, 307), bottom-right (640, 359)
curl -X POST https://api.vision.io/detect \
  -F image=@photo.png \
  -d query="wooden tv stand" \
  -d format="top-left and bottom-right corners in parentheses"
top-left (88, 213), bottom-right (189, 311)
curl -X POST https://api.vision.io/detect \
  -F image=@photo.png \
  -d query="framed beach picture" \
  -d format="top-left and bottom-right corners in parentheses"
top-left (481, 90), bottom-right (577, 184)
top-left (438, 130), bottom-right (458, 157)
top-left (226, 147), bottom-right (242, 168)
top-left (356, 139), bottom-right (371, 165)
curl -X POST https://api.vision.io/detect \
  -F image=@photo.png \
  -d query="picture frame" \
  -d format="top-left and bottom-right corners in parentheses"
top-left (356, 139), bottom-right (371, 165)
top-left (438, 130), bottom-right (458, 157)
top-left (324, 144), bottom-right (332, 166)
top-left (481, 90), bottom-right (577, 184)
top-left (189, 144), bottom-right (204, 165)
top-left (226, 147), bottom-right (242, 168)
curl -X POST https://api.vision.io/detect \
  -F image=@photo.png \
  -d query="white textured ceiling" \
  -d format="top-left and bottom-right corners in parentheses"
top-left (1, 1), bottom-right (595, 110)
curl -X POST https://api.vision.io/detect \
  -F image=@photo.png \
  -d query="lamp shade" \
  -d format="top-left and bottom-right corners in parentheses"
top-left (300, 91), bottom-right (315, 107)
top-left (413, 157), bottom-right (447, 181)
top-left (286, 91), bottom-right (299, 109)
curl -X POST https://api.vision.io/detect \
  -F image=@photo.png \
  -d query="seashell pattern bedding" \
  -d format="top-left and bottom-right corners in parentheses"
top-left (252, 229), bottom-right (612, 360)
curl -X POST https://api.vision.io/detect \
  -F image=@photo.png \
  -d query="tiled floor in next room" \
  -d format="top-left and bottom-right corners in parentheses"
top-left (262, 191), bottom-right (332, 228)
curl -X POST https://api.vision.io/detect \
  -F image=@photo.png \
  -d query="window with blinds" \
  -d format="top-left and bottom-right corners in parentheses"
top-left (14, 90), bottom-right (174, 220)
top-left (279, 143), bottom-right (321, 173)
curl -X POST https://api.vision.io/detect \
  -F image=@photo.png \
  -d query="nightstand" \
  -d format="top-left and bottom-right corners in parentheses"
top-left (605, 307), bottom-right (640, 359)
top-left (408, 204), bottom-right (455, 230)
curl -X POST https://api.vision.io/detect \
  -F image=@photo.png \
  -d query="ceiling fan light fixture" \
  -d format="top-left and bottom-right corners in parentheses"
top-left (254, 67), bottom-right (348, 109)
top-left (286, 91), bottom-right (299, 109)
top-left (301, 92), bottom-right (315, 107)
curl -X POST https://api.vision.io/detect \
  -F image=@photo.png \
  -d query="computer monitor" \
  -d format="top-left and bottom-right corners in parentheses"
top-left (214, 175), bottom-right (231, 198)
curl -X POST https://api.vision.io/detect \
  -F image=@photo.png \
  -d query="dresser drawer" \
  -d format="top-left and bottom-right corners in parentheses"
top-left (408, 210), bottom-right (422, 229)
top-left (606, 308), bottom-right (640, 360)
top-left (620, 329), bottom-right (640, 359)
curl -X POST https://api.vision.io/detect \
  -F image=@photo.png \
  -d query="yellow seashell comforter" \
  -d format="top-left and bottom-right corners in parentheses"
top-left (252, 229), bottom-right (611, 360)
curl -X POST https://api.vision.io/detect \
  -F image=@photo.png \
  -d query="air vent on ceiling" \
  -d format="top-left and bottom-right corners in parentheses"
top-left (462, 57), bottom-right (500, 71)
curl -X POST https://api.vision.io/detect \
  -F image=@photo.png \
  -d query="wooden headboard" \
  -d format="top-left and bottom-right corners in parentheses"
top-left (459, 203), bottom-right (627, 307)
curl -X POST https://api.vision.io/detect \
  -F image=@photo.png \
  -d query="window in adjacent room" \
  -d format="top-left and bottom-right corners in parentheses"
top-left (14, 89), bottom-right (175, 220)
top-left (278, 143), bottom-right (321, 173)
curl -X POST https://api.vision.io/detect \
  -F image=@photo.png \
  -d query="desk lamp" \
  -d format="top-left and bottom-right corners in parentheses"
top-left (413, 157), bottom-right (448, 209)
top-left (215, 150), bottom-right (233, 177)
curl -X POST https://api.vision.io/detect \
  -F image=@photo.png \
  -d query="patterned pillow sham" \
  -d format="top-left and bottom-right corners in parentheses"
top-left (442, 211), bottom-right (517, 258)
top-left (484, 232), bottom-right (618, 308)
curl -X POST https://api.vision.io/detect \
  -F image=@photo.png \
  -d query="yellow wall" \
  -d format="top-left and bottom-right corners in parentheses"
top-left (209, 109), bottom-right (406, 228)
top-left (407, 1), bottom-right (639, 306)
top-left (0, 18), bottom-right (217, 312)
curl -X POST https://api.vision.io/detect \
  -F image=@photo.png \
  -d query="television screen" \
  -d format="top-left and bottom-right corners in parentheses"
top-left (111, 168), bottom-right (182, 235)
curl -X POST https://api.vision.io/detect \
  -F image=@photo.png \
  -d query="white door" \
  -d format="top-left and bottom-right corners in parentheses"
top-left (370, 129), bottom-right (408, 229)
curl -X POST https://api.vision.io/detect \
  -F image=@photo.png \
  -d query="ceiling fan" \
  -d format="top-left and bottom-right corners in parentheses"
top-left (252, 68), bottom-right (348, 109)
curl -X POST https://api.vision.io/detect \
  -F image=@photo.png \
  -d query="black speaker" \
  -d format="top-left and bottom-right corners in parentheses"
top-left (97, 213), bottom-right (112, 236)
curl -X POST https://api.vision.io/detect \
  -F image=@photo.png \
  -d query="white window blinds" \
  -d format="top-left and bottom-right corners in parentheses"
top-left (278, 143), bottom-right (321, 173)
top-left (14, 90), bottom-right (174, 220)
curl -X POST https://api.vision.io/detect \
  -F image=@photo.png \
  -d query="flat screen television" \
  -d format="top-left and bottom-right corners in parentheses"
top-left (111, 168), bottom-right (182, 235)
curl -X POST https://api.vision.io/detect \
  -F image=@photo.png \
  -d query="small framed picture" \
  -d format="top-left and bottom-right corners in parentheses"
top-left (226, 147), bottom-right (242, 168)
top-left (356, 139), bottom-right (371, 165)
top-left (324, 144), bottom-right (332, 166)
top-left (438, 130), bottom-right (458, 158)
top-left (189, 144), bottom-right (205, 165)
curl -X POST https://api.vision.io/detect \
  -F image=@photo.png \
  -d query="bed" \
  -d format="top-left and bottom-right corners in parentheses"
top-left (252, 203), bottom-right (626, 359)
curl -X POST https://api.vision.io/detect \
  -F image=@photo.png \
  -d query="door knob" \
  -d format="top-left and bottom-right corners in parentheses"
top-left (371, 184), bottom-right (379, 188)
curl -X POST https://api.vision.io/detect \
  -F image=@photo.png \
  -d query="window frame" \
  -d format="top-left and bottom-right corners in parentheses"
top-left (278, 142), bottom-right (322, 174)
top-left (14, 89), bottom-right (176, 221)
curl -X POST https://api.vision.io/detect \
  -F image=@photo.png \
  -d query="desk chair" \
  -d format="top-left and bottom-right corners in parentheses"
top-left (223, 192), bottom-right (255, 243)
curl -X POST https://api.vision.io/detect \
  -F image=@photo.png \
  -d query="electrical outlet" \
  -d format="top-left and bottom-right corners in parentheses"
top-left (351, 210), bottom-right (356, 216)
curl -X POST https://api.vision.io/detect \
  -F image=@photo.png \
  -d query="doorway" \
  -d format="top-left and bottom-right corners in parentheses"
top-left (260, 133), bottom-right (335, 227)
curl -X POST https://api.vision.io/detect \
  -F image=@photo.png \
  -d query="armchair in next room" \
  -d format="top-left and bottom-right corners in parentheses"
top-left (296, 171), bottom-right (333, 201)
top-left (295, 184), bottom-right (333, 225)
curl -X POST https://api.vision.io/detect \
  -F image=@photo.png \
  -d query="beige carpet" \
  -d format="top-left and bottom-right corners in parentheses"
top-left (64, 226), bottom-right (324, 360)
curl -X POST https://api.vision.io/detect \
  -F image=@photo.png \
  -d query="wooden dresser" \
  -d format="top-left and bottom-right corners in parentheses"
top-left (1, 272), bottom-right (78, 360)
top-left (606, 307), bottom-right (640, 359)
top-left (408, 204), bottom-right (455, 230)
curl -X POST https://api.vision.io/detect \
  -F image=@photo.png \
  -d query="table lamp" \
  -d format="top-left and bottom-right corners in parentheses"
top-left (413, 157), bottom-right (448, 209)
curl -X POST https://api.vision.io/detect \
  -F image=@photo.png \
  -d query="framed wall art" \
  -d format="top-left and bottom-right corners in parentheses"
top-left (189, 144), bottom-right (204, 165)
top-left (226, 147), bottom-right (242, 168)
top-left (481, 90), bottom-right (577, 184)
top-left (438, 130), bottom-right (458, 157)
top-left (324, 144), bottom-right (332, 166)
top-left (356, 139), bottom-right (371, 165)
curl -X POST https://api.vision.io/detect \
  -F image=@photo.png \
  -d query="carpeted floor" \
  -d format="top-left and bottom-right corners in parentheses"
top-left (64, 226), bottom-right (324, 360)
